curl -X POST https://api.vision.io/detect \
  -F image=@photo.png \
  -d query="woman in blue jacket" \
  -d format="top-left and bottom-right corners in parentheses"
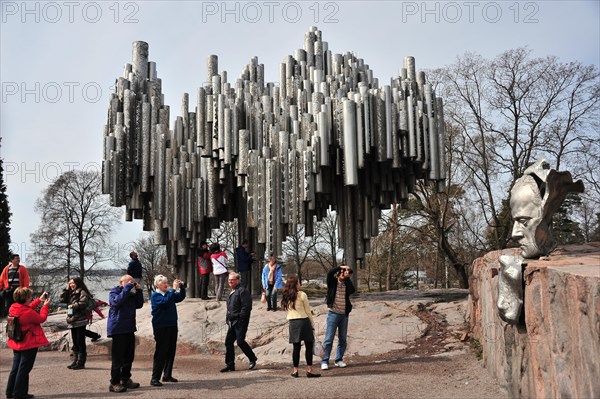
top-left (261, 253), bottom-right (284, 311)
top-left (107, 274), bottom-right (144, 393)
top-left (149, 275), bottom-right (186, 386)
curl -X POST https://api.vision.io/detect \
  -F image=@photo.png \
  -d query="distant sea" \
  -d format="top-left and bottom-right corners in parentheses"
top-left (34, 269), bottom-right (125, 303)
top-left (86, 276), bottom-right (120, 302)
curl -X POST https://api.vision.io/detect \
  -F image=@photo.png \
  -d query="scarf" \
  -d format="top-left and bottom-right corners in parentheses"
top-left (267, 263), bottom-right (276, 284)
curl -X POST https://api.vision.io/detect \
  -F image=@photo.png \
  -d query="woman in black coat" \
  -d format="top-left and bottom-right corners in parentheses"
top-left (59, 276), bottom-right (94, 370)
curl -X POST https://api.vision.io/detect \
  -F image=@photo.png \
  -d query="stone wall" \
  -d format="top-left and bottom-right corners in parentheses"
top-left (468, 243), bottom-right (600, 398)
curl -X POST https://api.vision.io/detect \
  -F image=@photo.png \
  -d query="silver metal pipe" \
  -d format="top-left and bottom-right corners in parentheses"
top-left (103, 30), bottom-right (447, 282)
top-left (342, 99), bottom-right (358, 186)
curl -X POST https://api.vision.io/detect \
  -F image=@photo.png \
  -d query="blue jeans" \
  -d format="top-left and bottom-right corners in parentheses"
top-left (266, 284), bottom-right (277, 310)
top-left (6, 347), bottom-right (38, 399)
top-left (321, 311), bottom-right (349, 364)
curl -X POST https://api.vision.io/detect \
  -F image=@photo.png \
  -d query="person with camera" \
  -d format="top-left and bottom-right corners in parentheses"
top-left (0, 254), bottom-right (30, 317)
top-left (59, 276), bottom-right (95, 370)
top-left (149, 275), bottom-right (186, 387)
top-left (220, 272), bottom-right (258, 373)
top-left (106, 275), bottom-right (144, 393)
top-left (5, 288), bottom-right (50, 399)
top-left (320, 265), bottom-right (355, 370)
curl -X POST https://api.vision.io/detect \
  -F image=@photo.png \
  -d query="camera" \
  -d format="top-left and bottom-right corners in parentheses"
top-left (178, 280), bottom-right (187, 289)
top-left (337, 267), bottom-right (353, 278)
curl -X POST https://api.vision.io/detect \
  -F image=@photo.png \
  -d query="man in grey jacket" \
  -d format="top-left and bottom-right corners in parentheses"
top-left (220, 272), bottom-right (257, 372)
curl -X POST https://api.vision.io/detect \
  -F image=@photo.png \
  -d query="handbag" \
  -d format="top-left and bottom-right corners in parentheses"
top-left (260, 291), bottom-right (266, 304)
top-left (313, 336), bottom-right (325, 358)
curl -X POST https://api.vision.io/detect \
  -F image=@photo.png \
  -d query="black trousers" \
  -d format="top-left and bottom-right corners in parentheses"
top-left (224, 318), bottom-right (256, 367)
top-left (292, 342), bottom-right (315, 367)
top-left (85, 328), bottom-right (101, 340)
top-left (6, 347), bottom-right (38, 399)
top-left (199, 273), bottom-right (210, 298)
top-left (151, 326), bottom-right (178, 380)
top-left (111, 333), bottom-right (136, 385)
top-left (239, 270), bottom-right (250, 289)
top-left (3, 293), bottom-right (15, 317)
top-left (71, 325), bottom-right (87, 355)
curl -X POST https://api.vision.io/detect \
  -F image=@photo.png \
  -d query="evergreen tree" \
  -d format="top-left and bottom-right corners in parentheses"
top-left (0, 150), bottom-right (12, 265)
top-left (552, 193), bottom-right (585, 245)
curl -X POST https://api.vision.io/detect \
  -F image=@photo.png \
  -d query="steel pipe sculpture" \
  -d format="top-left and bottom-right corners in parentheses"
top-left (497, 159), bottom-right (584, 324)
top-left (102, 27), bottom-right (447, 296)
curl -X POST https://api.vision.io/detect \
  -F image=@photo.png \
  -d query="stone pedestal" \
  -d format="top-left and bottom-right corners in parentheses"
top-left (468, 242), bottom-right (600, 398)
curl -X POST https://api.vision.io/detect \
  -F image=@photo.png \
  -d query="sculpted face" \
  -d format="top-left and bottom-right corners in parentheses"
top-left (510, 181), bottom-right (543, 259)
top-left (497, 254), bottom-right (523, 324)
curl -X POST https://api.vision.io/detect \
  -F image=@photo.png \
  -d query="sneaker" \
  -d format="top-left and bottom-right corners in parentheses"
top-left (334, 361), bottom-right (347, 368)
top-left (321, 363), bottom-right (329, 370)
top-left (122, 379), bottom-right (140, 389)
top-left (109, 384), bottom-right (127, 393)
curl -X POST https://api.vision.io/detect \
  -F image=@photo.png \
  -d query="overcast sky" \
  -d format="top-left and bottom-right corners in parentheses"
top-left (1, 0), bottom-right (599, 266)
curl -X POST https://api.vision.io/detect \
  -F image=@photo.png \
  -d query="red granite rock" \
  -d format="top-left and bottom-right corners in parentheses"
top-left (468, 242), bottom-right (600, 398)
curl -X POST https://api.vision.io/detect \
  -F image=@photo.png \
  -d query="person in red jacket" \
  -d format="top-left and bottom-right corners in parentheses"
top-left (5, 287), bottom-right (50, 399)
top-left (197, 241), bottom-right (212, 300)
top-left (0, 254), bottom-right (31, 317)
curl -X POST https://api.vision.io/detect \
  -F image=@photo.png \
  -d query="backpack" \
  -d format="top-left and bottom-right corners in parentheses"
top-left (6, 315), bottom-right (25, 342)
top-left (83, 296), bottom-right (97, 315)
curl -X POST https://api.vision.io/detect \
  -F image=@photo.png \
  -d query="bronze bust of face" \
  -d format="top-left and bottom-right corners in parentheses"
top-left (510, 159), bottom-right (584, 259)
top-left (498, 159), bottom-right (584, 324)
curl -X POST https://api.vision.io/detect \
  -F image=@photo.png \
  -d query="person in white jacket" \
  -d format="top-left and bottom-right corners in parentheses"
top-left (210, 243), bottom-right (229, 301)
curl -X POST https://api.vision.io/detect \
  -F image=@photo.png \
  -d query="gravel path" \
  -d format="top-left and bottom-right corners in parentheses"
top-left (0, 346), bottom-right (507, 398)
top-left (1, 289), bottom-right (508, 398)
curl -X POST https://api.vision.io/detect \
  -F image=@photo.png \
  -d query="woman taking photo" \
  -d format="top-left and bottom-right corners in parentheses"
top-left (281, 275), bottom-right (321, 378)
top-left (6, 287), bottom-right (50, 399)
top-left (59, 276), bottom-right (94, 370)
top-left (150, 275), bottom-right (186, 387)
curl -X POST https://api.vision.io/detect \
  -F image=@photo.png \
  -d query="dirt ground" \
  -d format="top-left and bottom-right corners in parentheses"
top-left (0, 346), bottom-right (507, 399)
top-left (0, 289), bottom-right (508, 398)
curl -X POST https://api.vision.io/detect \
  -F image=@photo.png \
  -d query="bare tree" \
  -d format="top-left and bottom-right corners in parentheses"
top-left (210, 220), bottom-right (238, 265)
top-left (30, 170), bottom-right (121, 283)
top-left (431, 48), bottom-right (599, 252)
top-left (282, 223), bottom-right (319, 281)
top-left (313, 209), bottom-right (342, 272)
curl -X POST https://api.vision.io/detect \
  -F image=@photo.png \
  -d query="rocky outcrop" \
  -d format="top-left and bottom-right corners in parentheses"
top-left (468, 242), bottom-right (600, 398)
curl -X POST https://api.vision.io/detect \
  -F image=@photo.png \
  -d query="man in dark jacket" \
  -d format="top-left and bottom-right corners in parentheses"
top-left (321, 265), bottom-right (355, 370)
top-left (107, 275), bottom-right (144, 393)
top-left (235, 239), bottom-right (255, 289)
top-left (221, 272), bottom-right (257, 372)
top-left (127, 252), bottom-right (143, 284)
